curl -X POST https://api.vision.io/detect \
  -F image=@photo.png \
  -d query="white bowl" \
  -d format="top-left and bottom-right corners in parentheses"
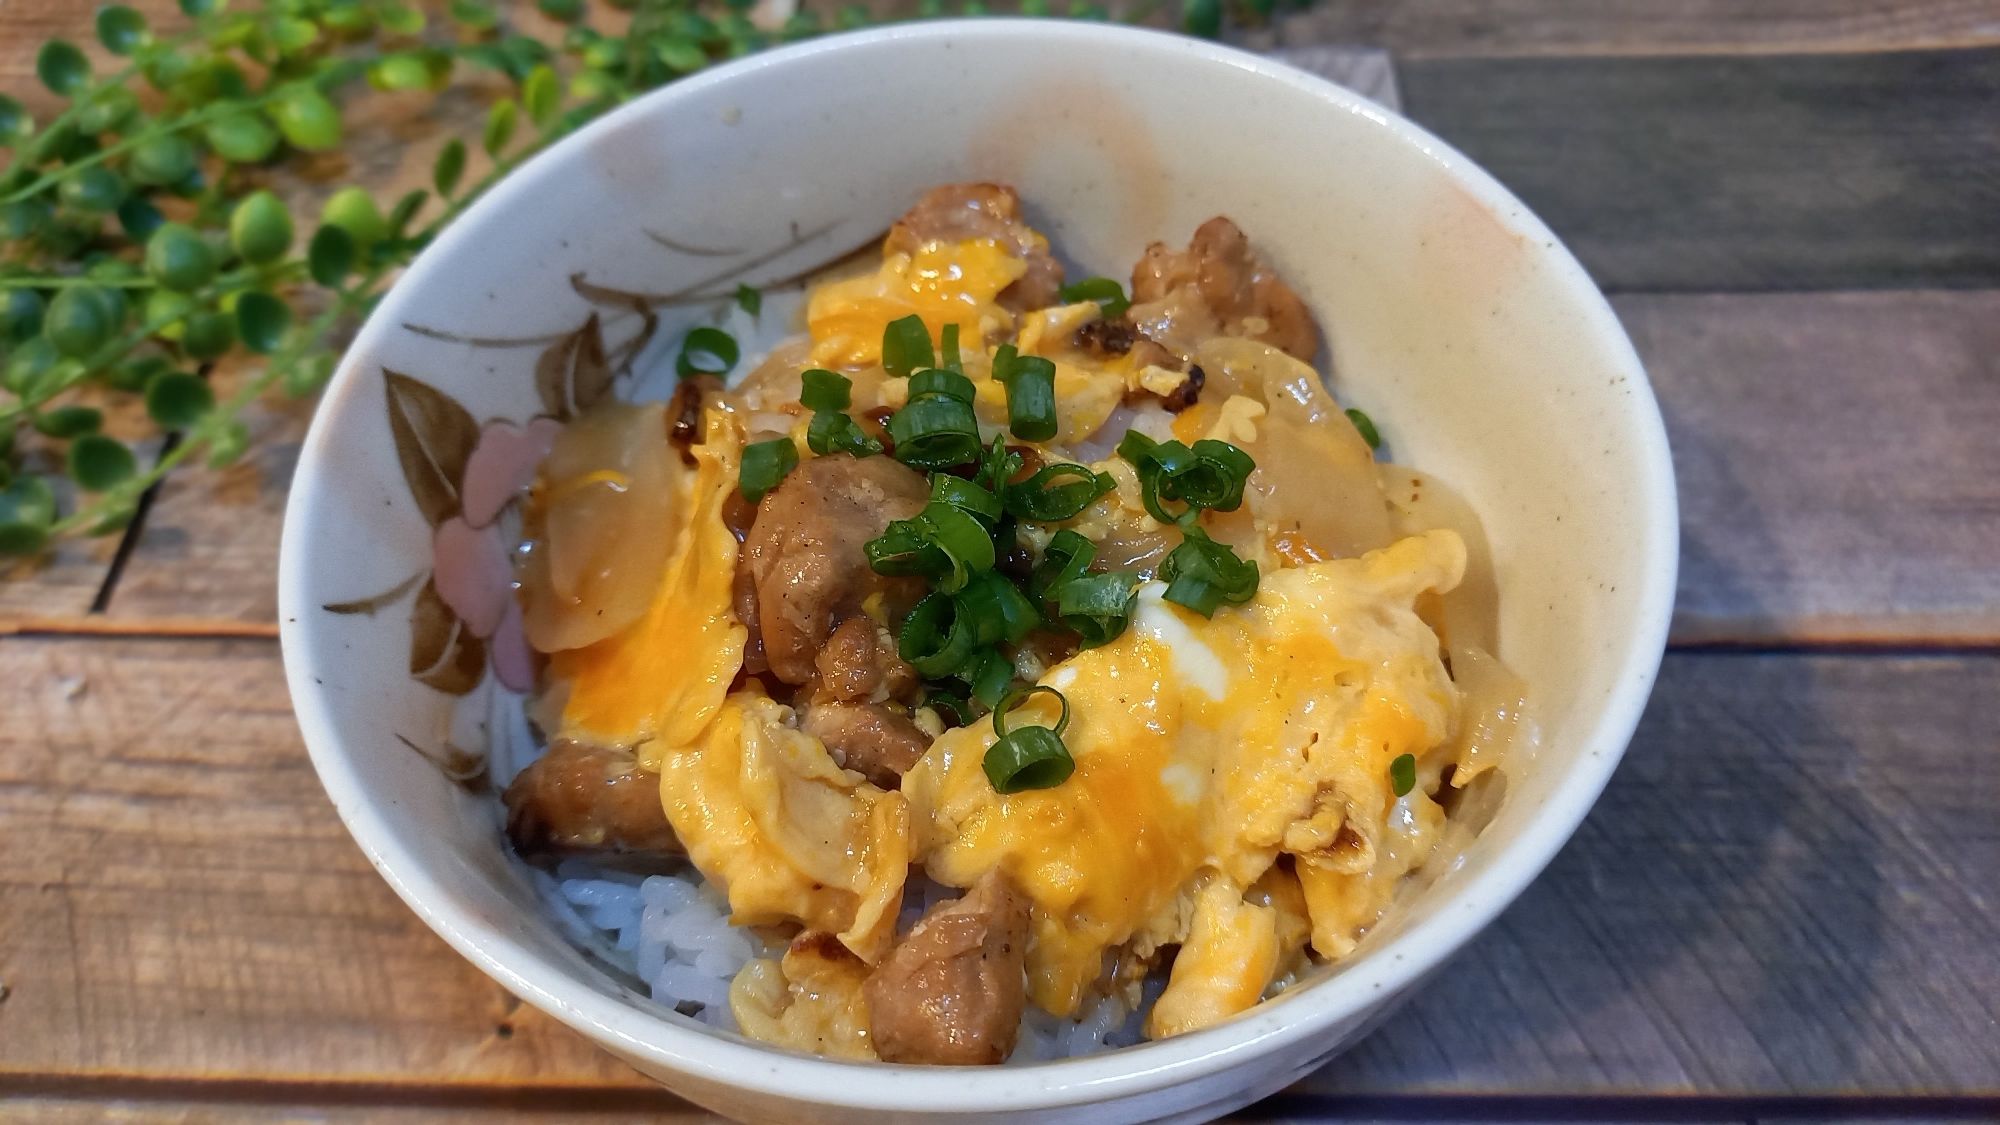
top-left (278, 20), bottom-right (1676, 1125)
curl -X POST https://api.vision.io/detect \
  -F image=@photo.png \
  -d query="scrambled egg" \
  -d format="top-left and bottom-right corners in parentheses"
top-left (901, 530), bottom-right (1468, 1025)
top-left (808, 238), bottom-right (1025, 369)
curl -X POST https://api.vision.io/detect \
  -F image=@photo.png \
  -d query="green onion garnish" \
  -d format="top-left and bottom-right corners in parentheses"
top-left (956, 570), bottom-right (1040, 647)
top-left (887, 389), bottom-right (982, 470)
top-left (1117, 430), bottom-right (1255, 525)
top-left (984, 685), bottom-right (1074, 793)
top-left (734, 283), bottom-right (761, 317)
top-left (1030, 528), bottom-right (1095, 610)
top-left (1056, 569), bottom-right (1143, 647)
top-left (863, 518), bottom-right (944, 577)
top-left (994, 349), bottom-right (1057, 442)
top-left (974, 434), bottom-right (1024, 495)
top-left (1057, 276), bottom-right (1130, 319)
top-left (940, 322), bottom-right (962, 374)
top-left (738, 437), bottom-right (798, 502)
top-left (915, 501), bottom-right (995, 592)
top-left (909, 367), bottom-right (977, 404)
top-left (881, 313), bottom-right (933, 379)
top-left (930, 473), bottom-right (1003, 528)
top-left (807, 409), bottom-right (883, 458)
top-left (924, 684), bottom-right (973, 728)
top-left (963, 647), bottom-right (1016, 709)
top-left (1159, 525), bottom-right (1260, 616)
top-left (899, 591), bottom-right (975, 677)
top-left (1390, 752), bottom-right (1417, 797)
top-left (1346, 407), bottom-right (1381, 451)
top-left (676, 325), bottom-right (740, 379)
top-left (1004, 462), bottom-right (1115, 522)
top-left (800, 368), bottom-right (852, 412)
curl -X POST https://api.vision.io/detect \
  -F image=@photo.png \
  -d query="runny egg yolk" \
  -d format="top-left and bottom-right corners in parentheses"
top-left (807, 238), bottom-right (1026, 368)
top-left (901, 530), bottom-right (1467, 1025)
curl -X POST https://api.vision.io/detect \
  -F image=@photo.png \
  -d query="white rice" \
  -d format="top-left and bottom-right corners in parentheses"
top-left (496, 682), bottom-right (1158, 1056)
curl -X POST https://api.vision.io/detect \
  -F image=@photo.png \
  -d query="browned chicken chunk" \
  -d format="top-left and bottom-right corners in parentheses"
top-left (802, 700), bottom-right (932, 790)
top-left (864, 870), bottom-right (1031, 1065)
top-left (814, 615), bottom-right (916, 703)
top-left (502, 739), bottom-right (682, 870)
top-left (745, 455), bottom-right (930, 684)
top-left (1127, 216), bottom-right (1318, 361)
top-left (887, 183), bottom-right (1064, 314)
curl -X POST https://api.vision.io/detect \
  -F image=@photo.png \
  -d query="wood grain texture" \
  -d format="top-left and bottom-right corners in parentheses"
top-left (1399, 48), bottom-right (2000, 292)
top-left (1618, 290), bottom-right (2000, 646)
top-left (1242, 1), bottom-right (2000, 57)
top-left (2, 638), bottom-right (1995, 1101)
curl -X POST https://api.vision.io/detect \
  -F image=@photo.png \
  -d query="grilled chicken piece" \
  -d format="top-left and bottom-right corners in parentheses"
top-left (502, 739), bottom-right (682, 869)
top-left (744, 455), bottom-right (930, 684)
top-left (1127, 216), bottom-right (1318, 362)
top-left (864, 870), bottom-right (1031, 1065)
top-left (802, 700), bottom-right (932, 790)
top-left (886, 183), bottom-right (1064, 314)
top-left (814, 616), bottom-right (917, 703)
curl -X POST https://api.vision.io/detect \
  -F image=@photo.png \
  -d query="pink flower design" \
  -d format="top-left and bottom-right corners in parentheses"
top-left (461, 417), bottom-right (559, 530)
top-left (432, 417), bottom-right (557, 664)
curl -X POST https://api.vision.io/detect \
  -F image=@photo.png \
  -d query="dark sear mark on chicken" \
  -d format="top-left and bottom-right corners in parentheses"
top-left (502, 739), bottom-right (684, 871)
top-left (865, 870), bottom-right (1032, 1065)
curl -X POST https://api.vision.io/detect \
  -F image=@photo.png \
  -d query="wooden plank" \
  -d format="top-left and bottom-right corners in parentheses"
top-left (1244, 1), bottom-right (2000, 57)
top-left (1616, 290), bottom-right (2000, 647)
top-left (0, 1100), bottom-right (713, 1124)
top-left (2, 637), bottom-right (1995, 1099)
top-left (1398, 48), bottom-right (2000, 292)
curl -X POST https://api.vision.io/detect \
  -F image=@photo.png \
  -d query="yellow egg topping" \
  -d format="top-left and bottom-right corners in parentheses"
top-left (807, 238), bottom-right (1026, 368)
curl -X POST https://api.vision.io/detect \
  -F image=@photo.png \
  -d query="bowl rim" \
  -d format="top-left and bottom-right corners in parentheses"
top-left (279, 17), bottom-right (1678, 1113)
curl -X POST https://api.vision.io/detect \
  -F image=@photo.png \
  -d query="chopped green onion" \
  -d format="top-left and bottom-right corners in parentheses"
top-left (1346, 407), bottom-right (1381, 450)
top-left (800, 368), bottom-right (852, 412)
top-left (1004, 462), bottom-right (1115, 522)
top-left (917, 500), bottom-right (995, 592)
top-left (676, 325), bottom-right (739, 379)
top-left (995, 351), bottom-right (1057, 442)
top-left (738, 437), bottom-right (798, 502)
top-left (887, 394), bottom-right (982, 470)
top-left (963, 646), bottom-right (1016, 709)
top-left (734, 283), bottom-right (761, 316)
top-left (939, 322), bottom-right (962, 373)
top-left (974, 434), bottom-right (1024, 495)
top-left (924, 684), bottom-right (973, 727)
top-left (1057, 276), bottom-right (1130, 319)
top-left (1117, 430), bottom-right (1256, 525)
top-left (881, 313), bottom-right (933, 378)
top-left (899, 592), bottom-right (975, 677)
top-left (909, 367), bottom-right (976, 403)
top-left (984, 685), bottom-right (1074, 793)
top-left (807, 409), bottom-right (883, 457)
top-left (957, 571), bottom-right (1039, 647)
top-left (1056, 569), bottom-right (1142, 647)
top-left (1390, 752), bottom-right (1416, 797)
top-left (929, 473), bottom-right (1003, 527)
top-left (864, 518), bottom-right (944, 577)
top-left (1159, 525), bottom-right (1260, 616)
top-left (991, 342), bottom-right (1019, 383)
top-left (1030, 528), bottom-right (1095, 610)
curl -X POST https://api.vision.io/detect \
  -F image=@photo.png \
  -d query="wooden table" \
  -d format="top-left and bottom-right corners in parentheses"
top-left (3, 3), bottom-right (1998, 1121)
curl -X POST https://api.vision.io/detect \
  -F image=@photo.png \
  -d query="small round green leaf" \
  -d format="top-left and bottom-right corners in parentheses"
top-left (178, 0), bottom-right (216, 15)
top-left (0, 93), bottom-right (32, 143)
top-left (0, 289), bottom-right (46, 343)
top-left (449, 0), bottom-right (498, 28)
top-left (307, 223), bottom-right (355, 287)
top-left (117, 195), bottom-right (164, 241)
top-left (655, 36), bottom-right (707, 74)
top-left (144, 287), bottom-right (197, 335)
top-left (4, 337), bottom-right (57, 394)
top-left (386, 188), bottom-right (426, 237)
top-left (58, 165), bottom-right (125, 212)
top-left (206, 418), bottom-right (249, 468)
top-left (230, 190), bottom-right (293, 264)
top-left (368, 52), bottom-right (433, 91)
top-left (377, 2), bottom-right (425, 34)
top-left (37, 40), bottom-right (91, 98)
top-left (272, 16), bottom-right (319, 53)
top-left (270, 88), bottom-right (341, 150)
top-left (568, 68), bottom-right (620, 101)
top-left (1180, 0), bottom-right (1220, 37)
top-left (522, 63), bottom-right (559, 127)
top-left (204, 109), bottom-right (280, 163)
top-left (1, 199), bottom-right (51, 240)
top-left (146, 222), bottom-right (218, 292)
top-left (145, 370), bottom-right (215, 427)
top-left (108, 352), bottom-right (174, 393)
top-left (96, 5), bottom-right (151, 55)
top-left (320, 186), bottom-right (385, 246)
top-left (322, 0), bottom-right (374, 35)
top-left (128, 133), bottom-right (199, 186)
top-left (74, 85), bottom-right (138, 134)
top-left (0, 474), bottom-right (57, 556)
top-left (235, 290), bottom-right (289, 354)
top-left (45, 286), bottom-right (113, 358)
top-left (34, 404), bottom-right (104, 438)
top-left (538, 0), bottom-right (585, 21)
top-left (68, 433), bottom-right (137, 491)
top-left (432, 137), bottom-right (465, 196)
top-left (482, 97), bottom-right (517, 157)
top-left (180, 309), bottom-right (235, 360)
top-left (283, 350), bottom-right (336, 396)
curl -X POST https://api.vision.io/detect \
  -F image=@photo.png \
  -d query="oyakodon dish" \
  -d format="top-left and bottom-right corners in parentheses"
top-left (497, 183), bottom-right (1531, 1064)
